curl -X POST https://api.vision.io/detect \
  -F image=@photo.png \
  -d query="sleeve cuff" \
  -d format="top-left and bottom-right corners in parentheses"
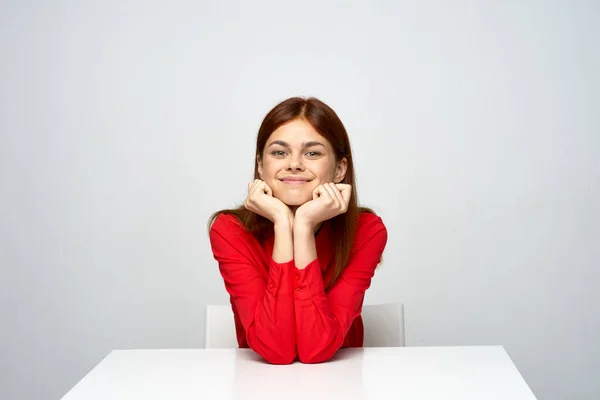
top-left (266, 258), bottom-right (294, 296)
top-left (292, 259), bottom-right (324, 300)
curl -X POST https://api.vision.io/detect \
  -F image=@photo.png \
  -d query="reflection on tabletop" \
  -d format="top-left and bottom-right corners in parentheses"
top-left (233, 348), bottom-right (366, 400)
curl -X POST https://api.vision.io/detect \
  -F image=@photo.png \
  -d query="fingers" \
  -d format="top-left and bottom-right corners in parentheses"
top-left (334, 183), bottom-right (351, 192)
top-left (262, 181), bottom-right (273, 196)
top-left (322, 183), bottom-right (339, 207)
top-left (328, 183), bottom-right (346, 209)
top-left (246, 180), bottom-right (266, 211)
top-left (312, 184), bottom-right (326, 200)
top-left (248, 179), bottom-right (272, 197)
top-left (325, 183), bottom-right (348, 212)
top-left (335, 183), bottom-right (352, 204)
top-left (248, 179), bottom-right (260, 195)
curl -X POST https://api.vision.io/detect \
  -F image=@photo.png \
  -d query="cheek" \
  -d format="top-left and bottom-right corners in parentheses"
top-left (261, 163), bottom-right (282, 180)
top-left (313, 164), bottom-right (336, 182)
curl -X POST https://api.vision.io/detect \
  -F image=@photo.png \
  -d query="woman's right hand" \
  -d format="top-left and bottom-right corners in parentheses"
top-left (245, 180), bottom-right (293, 226)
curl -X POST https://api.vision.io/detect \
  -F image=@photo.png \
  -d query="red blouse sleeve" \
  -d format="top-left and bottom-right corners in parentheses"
top-left (292, 214), bottom-right (388, 363)
top-left (209, 214), bottom-right (297, 364)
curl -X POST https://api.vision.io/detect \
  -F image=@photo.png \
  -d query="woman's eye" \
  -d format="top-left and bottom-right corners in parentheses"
top-left (271, 150), bottom-right (321, 157)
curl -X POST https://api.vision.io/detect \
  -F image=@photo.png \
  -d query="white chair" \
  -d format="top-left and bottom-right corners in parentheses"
top-left (362, 303), bottom-right (405, 347)
top-left (204, 302), bottom-right (405, 349)
top-left (205, 304), bottom-right (238, 349)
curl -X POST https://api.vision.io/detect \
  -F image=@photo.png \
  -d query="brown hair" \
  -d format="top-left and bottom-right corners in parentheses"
top-left (208, 96), bottom-right (376, 291)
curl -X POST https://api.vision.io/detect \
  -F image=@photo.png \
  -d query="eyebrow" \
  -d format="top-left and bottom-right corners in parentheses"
top-left (267, 140), bottom-right (325, 149)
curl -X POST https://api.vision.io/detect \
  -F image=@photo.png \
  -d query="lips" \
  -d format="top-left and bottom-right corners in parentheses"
top-left (280, 177), bottom-right (311, 184)
top-left (279, 177), bottom-right (311, 182)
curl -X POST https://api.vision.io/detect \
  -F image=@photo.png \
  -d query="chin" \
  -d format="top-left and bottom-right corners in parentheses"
top-left (281, 198), bottom-right (309, 206)
top-left (274, 192), bottom-right (311, 207)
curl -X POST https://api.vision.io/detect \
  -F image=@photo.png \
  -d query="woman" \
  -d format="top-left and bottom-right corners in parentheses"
top-left (208, 97), bottom-right (388, 364)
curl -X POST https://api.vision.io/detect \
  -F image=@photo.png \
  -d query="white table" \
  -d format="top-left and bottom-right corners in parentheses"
top-left (61, 346), bottom-right (536, 399)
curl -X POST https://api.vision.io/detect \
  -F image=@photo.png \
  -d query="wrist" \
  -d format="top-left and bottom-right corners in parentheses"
top-left (293, 216), bottom-right (315, 233)
top-left (274, 211), bottom-right (293, 229)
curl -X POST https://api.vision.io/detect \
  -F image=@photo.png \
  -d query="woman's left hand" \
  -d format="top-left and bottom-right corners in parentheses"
top-left (295, 183), bottom-right (352, 229)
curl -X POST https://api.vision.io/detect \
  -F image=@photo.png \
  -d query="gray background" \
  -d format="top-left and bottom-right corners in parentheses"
top-left (1, 1), bottom-right (599, 399)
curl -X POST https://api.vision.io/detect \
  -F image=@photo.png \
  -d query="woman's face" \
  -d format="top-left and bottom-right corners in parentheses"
top-left (257, 119), bottom-right (347, 206)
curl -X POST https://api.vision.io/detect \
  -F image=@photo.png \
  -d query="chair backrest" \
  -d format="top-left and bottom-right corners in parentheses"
top-left (362, 303), bottom-right (405, 347)
top-left (205, 304), bottom-right (238, 349)
top-left (204, 302), bottom-right (405, 349)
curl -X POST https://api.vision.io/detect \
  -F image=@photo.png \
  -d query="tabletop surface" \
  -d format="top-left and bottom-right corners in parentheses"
top-left (61, 346), bottom-right (536, 400)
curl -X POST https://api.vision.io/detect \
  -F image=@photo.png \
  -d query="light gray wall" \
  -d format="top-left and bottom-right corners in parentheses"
top-left (1, 1), bottom-right (598, 399)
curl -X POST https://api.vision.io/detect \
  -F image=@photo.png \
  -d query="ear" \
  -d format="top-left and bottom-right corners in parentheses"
top-left (334, 157), bottom-right (348, 183)
top-left (256, 154), bottom-right (264, 179)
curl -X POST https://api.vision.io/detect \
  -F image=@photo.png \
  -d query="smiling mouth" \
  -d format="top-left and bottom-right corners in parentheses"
top-left (281, 180), bottom-right (310, 184)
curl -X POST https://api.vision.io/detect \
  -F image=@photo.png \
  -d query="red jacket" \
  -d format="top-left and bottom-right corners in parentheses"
top-left (209, 211), bottom-right (388, 364)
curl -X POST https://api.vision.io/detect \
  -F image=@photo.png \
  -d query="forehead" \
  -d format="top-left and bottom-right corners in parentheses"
top-left (267, 119), bottom-right (331, 148)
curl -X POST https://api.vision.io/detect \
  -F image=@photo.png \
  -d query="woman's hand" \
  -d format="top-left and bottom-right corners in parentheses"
top-left (294, 183), bottom-right (352, 229)
top-left (244, 179), bottom-right (293, 226)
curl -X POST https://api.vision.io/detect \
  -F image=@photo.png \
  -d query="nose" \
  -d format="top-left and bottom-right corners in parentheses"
top-left (286, 154), bottom-right (305, 171)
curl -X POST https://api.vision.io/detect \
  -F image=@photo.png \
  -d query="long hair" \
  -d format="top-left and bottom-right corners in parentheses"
top-left (208, 96), bottom-right (376, 291)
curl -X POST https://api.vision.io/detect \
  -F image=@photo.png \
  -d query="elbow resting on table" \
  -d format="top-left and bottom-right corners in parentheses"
top-left (251, 343), bottom-right (297, 365)
top-left (297, 332), bottom-right (344, 364)
top-left (298, 353), bottom-right (334, 364)
top-left (263, 351), bottom-right (296, 365)
top-left (297, 348), bottom-right (337, 364)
